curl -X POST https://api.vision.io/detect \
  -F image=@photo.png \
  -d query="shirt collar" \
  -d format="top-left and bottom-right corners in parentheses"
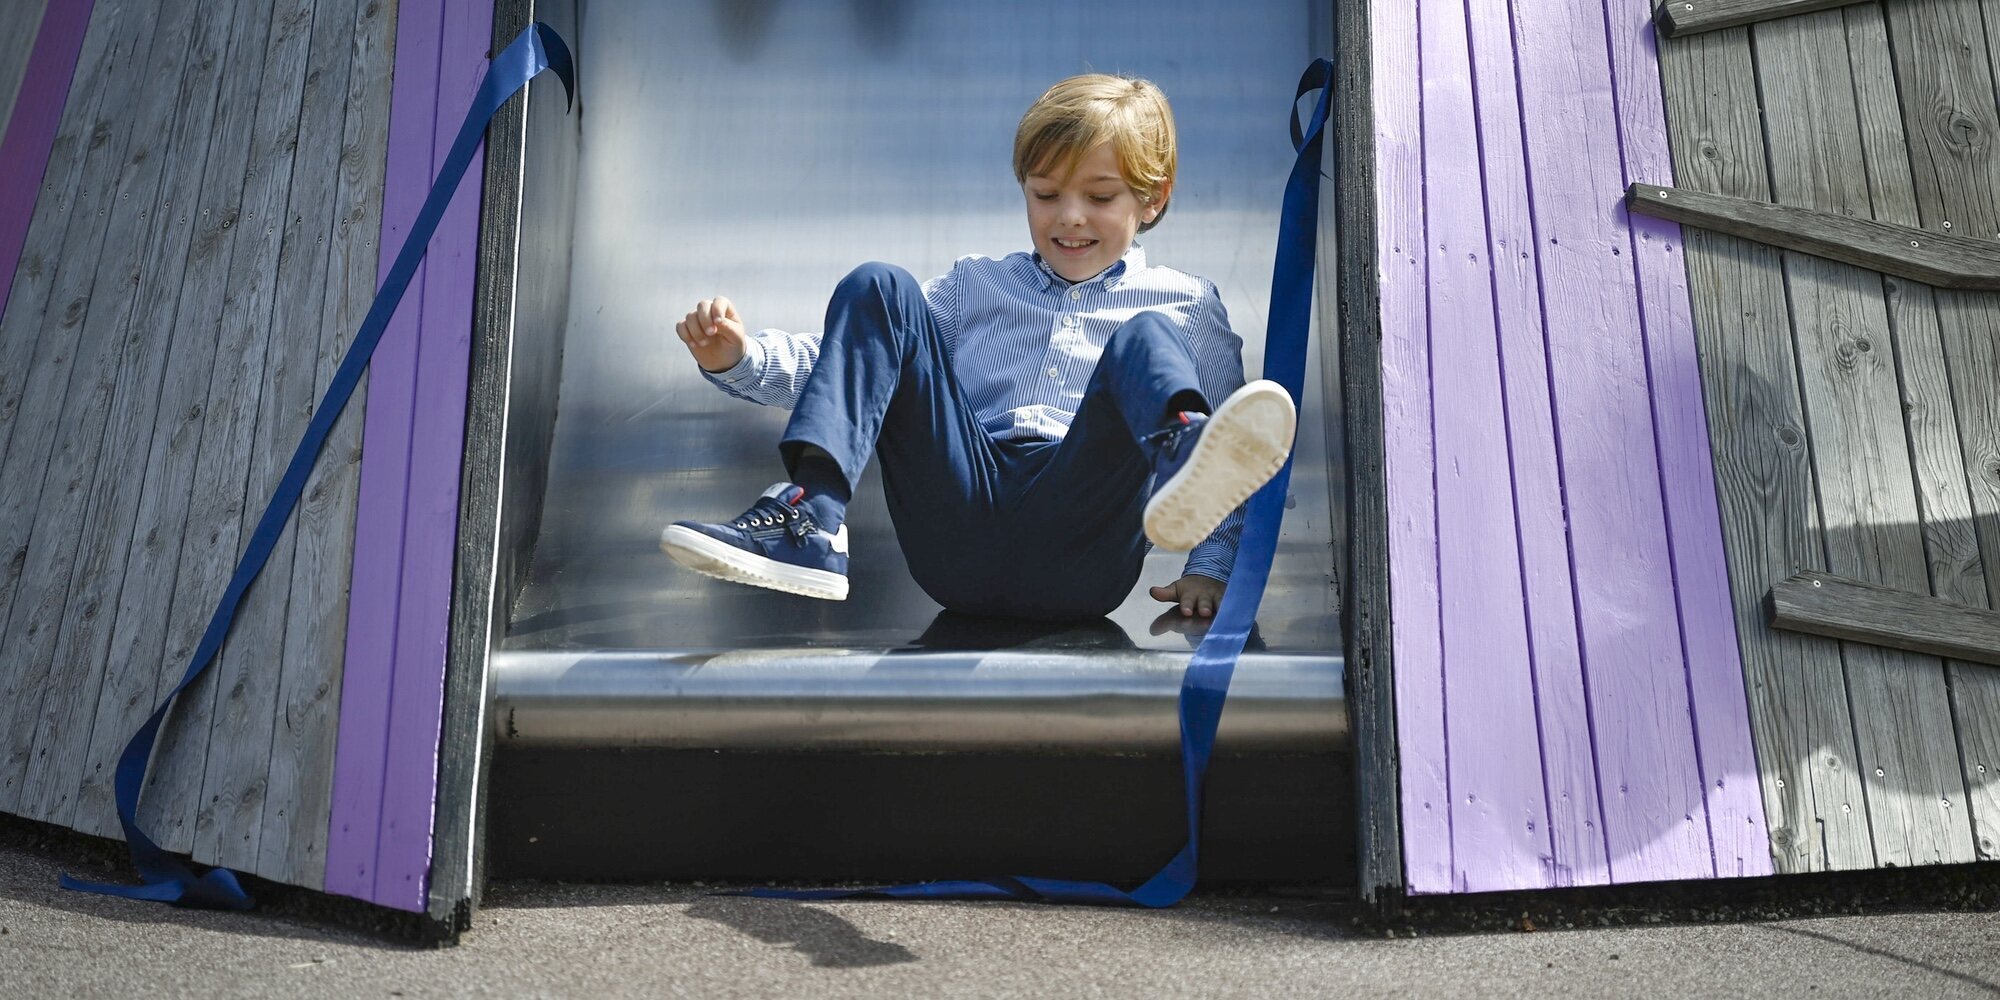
top-left (1030, 242), bottom-right (1146, 291)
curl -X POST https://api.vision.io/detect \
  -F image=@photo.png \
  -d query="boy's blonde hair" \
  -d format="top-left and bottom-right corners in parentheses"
top-left (1013, 74), bottom-right (1177, 233)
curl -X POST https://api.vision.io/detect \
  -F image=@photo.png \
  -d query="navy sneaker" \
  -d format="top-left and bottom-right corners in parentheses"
top-left (660, 483), bottom-right (850, 600)
top-left (1142, 379), bottom-right (1297, 551)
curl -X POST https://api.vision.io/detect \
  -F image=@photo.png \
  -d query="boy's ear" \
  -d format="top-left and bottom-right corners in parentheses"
top-left (1143, 181), bottom-right (1173, 223)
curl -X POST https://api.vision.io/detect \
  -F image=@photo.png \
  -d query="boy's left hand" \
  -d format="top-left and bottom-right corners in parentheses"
top-left (1149, 573), bottom-right (1226, 618)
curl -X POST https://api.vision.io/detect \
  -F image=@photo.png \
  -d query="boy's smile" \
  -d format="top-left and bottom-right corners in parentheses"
top-left (1023, 142), bottom-right (1167, 284)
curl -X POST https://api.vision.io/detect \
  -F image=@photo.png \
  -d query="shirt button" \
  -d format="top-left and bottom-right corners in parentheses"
top-left (1063, 316), bottom-right (1077, 328)
top-left (1048, 367), bottom-right (1060, 378)
top-left (1069, 288), bottom-right (1081, 300)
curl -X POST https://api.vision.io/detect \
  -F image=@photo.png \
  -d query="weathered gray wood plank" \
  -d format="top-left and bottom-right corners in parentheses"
top-left (0, 0), bottom-right (120, 505)
top-left (256, 0), bottom-right (393, 892)
top-left (1769, 572), bottom-right (2000, 664)
top-left (1880, 0), bottom-right (2000, 861)
top-left (139, 0), bottom-right (320, 857)
top-left (1656, 0), bottom-right (1871, 36)
top-left (1841, 1), bottom-right (2000, 863)
top-left (1625, 184), bottom-right (2000, 289)
top-left (191, 0), bottom-right (359, 875)
top-left (1752, 10), bottom-right (1975, 866)
top-left (65, 0), bottom-right (277, 847)
top-left (0, 0), bottom-right (165, 816)
top-left (0, 0), bottom-right (48, 143)
top-left (1657, 24), bottom-right (1875, 873)
top-left (11, 0), bottom-right (204, 826)
top-left (69, 0), bottom-right (265, 841)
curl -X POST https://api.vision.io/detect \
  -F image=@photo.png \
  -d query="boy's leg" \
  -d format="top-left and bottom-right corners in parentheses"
top-left (1006, 312), bottom-right (1208, 612)
top-left (777, 261), bottom-right (995, 509)
top-left (663, 262), bottom-right (1003, 602)
top-left (1020, 309), bottom-right (1295, 581)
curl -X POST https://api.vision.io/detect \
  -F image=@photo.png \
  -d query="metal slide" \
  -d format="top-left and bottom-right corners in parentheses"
top-left (492, 0), bottom-right (1345, 754)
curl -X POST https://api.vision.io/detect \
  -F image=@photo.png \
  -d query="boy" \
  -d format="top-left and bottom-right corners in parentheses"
top-left (662, 74), bottom-right (1295, 621)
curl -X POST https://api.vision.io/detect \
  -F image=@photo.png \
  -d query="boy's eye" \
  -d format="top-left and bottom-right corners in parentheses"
top-left (1090, 194), bottom-right (1115, 204)
top-left (1033, 192), bottom-right (1057, 201)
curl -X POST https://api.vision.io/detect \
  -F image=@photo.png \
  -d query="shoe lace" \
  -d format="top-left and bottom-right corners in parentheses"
top-left (1141, 421), bottom-right (1194, 461)
top-left (731, 497), bottom-right (816, 541)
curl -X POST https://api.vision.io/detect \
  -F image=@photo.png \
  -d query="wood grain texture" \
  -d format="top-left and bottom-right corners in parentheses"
top-left (1656, 0), bottom-right (1870, 36)
top-left (69, 0), bottom-right (276, 841)
top-left (1879, 0), bottom-right (2000, 862)
top-left (1513, 0), bottom-right (1713, 883)
top-left (1338, 0), bottom-right (1403, 904)
top-left (0, 0), bottom-right (50, 143)
top-left (1371, 0), bottom-right (1450, 895)
top-left (1471, 0), bottom-right (1612, 888)
top-left (11, 0), bottom-right (199, 827)
top-left (0, 0), bottom-right (89, 324)
top-left (44, 0), bottom-right (240, 838)
top-left (1626, 185), bottom-right (2000, 289)
top-left (323, 0), bottom-right (441, 903)
top-left (138, 0), bottom-right (320, 856)
top-left (1656, 24), bottom-right (1875, 873)
top-left (1608, 0), bottom-right (1770, 878)
top-left (0, 0), bottom-right (162, 816)
top-left (1419, 0), bottom-right (1551, 894)
top-left (257, 0), bottom-right (394, 893)
top-left (1769, 572), bottom-right (2000, 665)
top-left (1752, 10), bottom-right (1974, 867)
top-left (369, 0), bottom-right (490, 910)
top-left (191, 0), bottom-right (360, 875)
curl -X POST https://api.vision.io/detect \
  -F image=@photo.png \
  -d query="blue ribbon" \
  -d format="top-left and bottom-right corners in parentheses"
top-left (60, 23), bottom-right (575, 909)
top-left (743, 58), bottom-right (1334, 908)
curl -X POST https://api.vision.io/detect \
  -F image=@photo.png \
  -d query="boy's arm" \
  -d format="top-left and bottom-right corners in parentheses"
top-left (1180, 283), bottom-right (1251, 584)
top-left (701, 328), bottom-right (823, 410)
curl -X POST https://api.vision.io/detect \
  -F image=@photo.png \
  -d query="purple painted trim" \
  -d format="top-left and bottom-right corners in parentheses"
top-left (1373, 0), bottom-right (1452, 895)
top-left (0, 0), bottom-right (94, 321)
top-left (1382, 0), bottom-right (1767, 893)
top-left (324, 0), bottom-right (449, 911)
top-left (1472, 0), bottom-right (1612, 888)
top-left (1419, 0), bottom-right (1551, 893)
top-left (1503, 0), bottom-right (1714, 885)
top-left (1601, 3), bottom-right (1770, 878)
top-left (371, 0), bottom-right (491, 909)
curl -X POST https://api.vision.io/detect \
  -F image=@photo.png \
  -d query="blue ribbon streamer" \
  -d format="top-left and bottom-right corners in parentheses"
top-left (59, 22), bottom-right (575, 909)
top-left (742, 58), bottom-right (1334, 908)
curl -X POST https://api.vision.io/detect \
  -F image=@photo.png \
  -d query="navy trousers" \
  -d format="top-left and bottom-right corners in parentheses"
top-left (780, 262), bottom-right (1208, 619)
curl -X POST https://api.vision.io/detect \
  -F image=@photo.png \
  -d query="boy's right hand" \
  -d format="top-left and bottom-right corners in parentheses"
top-left (676, 296), bottom-right (751, 373)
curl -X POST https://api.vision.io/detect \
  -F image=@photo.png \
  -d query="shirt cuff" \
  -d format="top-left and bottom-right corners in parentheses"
top-left (1181, 544), bottom-right (1234, 584)
top-left (700, 336), bottom-right (765, 394)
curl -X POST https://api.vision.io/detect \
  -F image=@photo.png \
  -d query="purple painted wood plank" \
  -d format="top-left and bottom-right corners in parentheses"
top-left (1601, 0), bottom-right (1771, 878)
top-left (1509, 0), bottom-right (1714, 883)
top-left (370, 0), bottom-right (490, 910)
top-left (0, 0), bottom-right (94, 320)
top-left (1464, 0), bottom-right (1613, 888)
top-left (324, 0), bottom-right (444, 906)
top-left (1419, 0), bottom-right (1552, 894)
top-left (1373, 0), bottom-right (1453, 895)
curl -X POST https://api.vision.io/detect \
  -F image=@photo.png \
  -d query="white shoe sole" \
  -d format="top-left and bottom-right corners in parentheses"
top-left (660, 524), bottom-right (850, 601)
top-left (1143, 379), bottom-right (1297, 552)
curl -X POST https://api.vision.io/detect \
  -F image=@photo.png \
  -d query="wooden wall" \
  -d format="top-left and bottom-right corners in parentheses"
top-left (0, 1), bottom-right (50, 143)
top-left (0, 0), bottom-right (395, 894)
top-left (1659, 0), bottom-right (2000, 872)
top-left (1371, 0), bottom-right (1770, 894)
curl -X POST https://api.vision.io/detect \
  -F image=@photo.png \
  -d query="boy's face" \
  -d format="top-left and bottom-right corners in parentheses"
top-left (1022, 142), bottom-right (1165, 283)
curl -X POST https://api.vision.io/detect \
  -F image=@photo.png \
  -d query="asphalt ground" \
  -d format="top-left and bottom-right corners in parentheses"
top-left (3, 838), bottom-right (1998, 999)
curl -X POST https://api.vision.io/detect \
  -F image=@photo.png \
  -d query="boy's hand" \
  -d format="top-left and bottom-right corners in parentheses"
top-left (1149, 573), bottom-right (1225, 619)
top-left (676, 296), bottom-right (751, 373)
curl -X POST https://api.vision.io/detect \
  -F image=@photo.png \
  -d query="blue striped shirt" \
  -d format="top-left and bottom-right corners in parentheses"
top-left (704, 244), bottom-right (1248, 582)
